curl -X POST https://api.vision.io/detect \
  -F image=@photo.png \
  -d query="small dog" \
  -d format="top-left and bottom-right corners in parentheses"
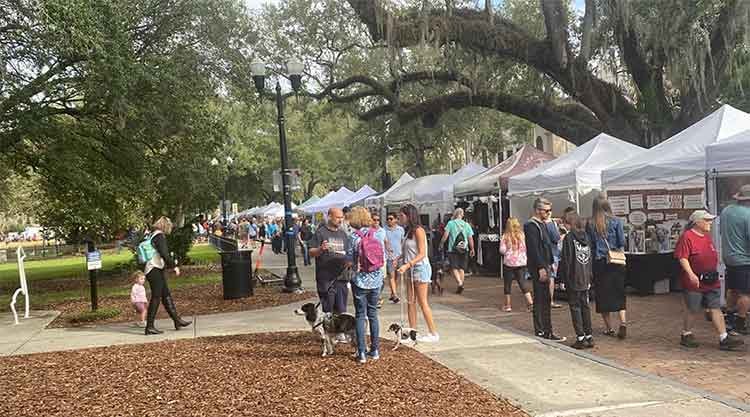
top-left (388, 323), bottom-right (418, 351)
top-left (295, 303), bottom-right (356, 357)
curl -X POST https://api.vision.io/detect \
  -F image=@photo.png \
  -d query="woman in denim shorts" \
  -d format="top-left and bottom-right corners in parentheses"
top-left (397, 204), bottom-right (439, 343)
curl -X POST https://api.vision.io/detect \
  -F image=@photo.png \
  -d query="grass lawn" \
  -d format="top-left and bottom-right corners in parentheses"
top-left (0, 243), bottom-right (219, 286)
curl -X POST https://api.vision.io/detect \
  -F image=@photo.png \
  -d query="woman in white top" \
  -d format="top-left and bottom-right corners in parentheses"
top-left (397, 204), bottom-right (439, 342)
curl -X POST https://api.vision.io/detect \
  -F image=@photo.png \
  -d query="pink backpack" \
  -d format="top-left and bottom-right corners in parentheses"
top-left (355, 228), bottom-right (385, 273)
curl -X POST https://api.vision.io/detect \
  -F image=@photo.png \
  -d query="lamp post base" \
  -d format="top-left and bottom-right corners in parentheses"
top-left (282, 266), bottom-right (303, 294)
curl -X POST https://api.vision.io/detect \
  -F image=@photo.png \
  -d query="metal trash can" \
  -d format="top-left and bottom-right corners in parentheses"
top-left (219, 250), bottom-right (254, 299)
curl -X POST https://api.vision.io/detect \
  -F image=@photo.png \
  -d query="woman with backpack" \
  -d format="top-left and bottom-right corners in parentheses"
top-left (440, 208), bottom-right (475, 294)
top-left (348, 207), bottom-right (386, 364)
top-left (399, 204), bottom-right (439, 343)
top-left (142, 216), bottom-right (191, 335)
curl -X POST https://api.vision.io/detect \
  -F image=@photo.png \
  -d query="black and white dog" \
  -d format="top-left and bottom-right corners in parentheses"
top-left (295, 302), bottom-right (356, 357)
top-left (388, 323), bottom-right (418, 351)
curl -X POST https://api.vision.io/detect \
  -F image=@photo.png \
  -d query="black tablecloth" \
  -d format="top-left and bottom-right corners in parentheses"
top-left (481, 241), bottom-right (500, 273)
top-left (625, 252), bottom-right (680, 295)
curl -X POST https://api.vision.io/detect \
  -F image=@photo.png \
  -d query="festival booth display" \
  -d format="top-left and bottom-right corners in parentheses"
top-left (454, 145), bottom-right (555, 270)
top-left (601, 104), bottom-right (750, 294)
top-left (508, 133), bottom-right (645, 221)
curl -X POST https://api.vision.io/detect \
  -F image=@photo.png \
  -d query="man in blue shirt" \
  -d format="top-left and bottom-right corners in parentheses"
top-left (385, 213), bottom-right (405, 303)
top-left (721, 185), bottom-right (750, 335)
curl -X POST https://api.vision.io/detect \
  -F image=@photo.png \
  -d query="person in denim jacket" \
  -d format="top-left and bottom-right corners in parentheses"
top-left (587, 197), bottom-right (628, 339)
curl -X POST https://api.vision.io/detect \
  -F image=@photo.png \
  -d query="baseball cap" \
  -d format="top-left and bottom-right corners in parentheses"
top-left (689, 210), bottom-right (716, 223)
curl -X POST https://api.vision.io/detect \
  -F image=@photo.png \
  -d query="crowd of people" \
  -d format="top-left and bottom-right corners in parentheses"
top-left (495, 192), bottom-right (748, 351)
top-left (132, 185), bottom-right (750, 354)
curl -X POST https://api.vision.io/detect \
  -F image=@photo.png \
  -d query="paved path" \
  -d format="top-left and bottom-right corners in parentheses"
top-left (1, 252), bottom-right (748, 417)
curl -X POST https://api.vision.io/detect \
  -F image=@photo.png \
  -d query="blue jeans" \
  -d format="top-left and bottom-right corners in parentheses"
top-left (301, 241), bottom-right (311, 265)
top-left (353, 285), bottom-right (380, 355)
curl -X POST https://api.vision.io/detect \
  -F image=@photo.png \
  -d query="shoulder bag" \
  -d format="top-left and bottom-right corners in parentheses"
top-left (604, 239), bottom-right (627, 266)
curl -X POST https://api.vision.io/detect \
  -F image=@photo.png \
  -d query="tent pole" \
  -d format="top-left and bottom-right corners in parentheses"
top-left (499, 187), bottom-right (504, 281)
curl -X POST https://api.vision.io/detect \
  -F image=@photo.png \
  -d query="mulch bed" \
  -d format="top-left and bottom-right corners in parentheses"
top-left (48, 283), bottom-right (314, 328)
top-left (0, 332), bottom-right (528, 417)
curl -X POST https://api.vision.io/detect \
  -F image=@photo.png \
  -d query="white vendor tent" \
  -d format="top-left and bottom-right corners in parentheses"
top-left (385, 163), bottom-right (486, 207)
top-left (364, 172), bottom-right (414, 208)
top-left (705, 130), bottom-right (750, 174)
top-left (602, 104), bottom-right (750, 191)
top-left (297, 195), bottom-right (321, 211)
top-left (302, 187), bottom-right (354, 213)
top-left (340, 185), bottom-right (379, 207)
top-left (508, 133), bottom-right (645, 219)
top-left (262, 202), bottom-right (297, 218)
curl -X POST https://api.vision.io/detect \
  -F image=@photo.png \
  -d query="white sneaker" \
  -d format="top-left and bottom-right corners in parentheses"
top-left (417, 333), bottom-right (440, 343)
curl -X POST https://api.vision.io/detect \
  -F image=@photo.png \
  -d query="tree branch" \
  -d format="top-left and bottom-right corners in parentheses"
top-left (364, 91), bottom-right (602, 146)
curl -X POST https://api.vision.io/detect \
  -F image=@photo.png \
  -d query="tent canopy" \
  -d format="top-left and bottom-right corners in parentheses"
top-left (341, 185), bottom-right (378, 207)
top-left (385, 162), bottom-right (486, 206)
top-left (454, 145), bottom-right (554, 197)
top-left (509, 133), bottom-right (645, 197)
top-left (603, 104), bottom-right (750, 191)
top-left (706, 130), bottom-right (750, 173)
top-left (302, 186), bottom-right (361, 213)
top-left (364, 172), bottom-right (414, 207)
top-left (297, 195), bottom-right (321, 210)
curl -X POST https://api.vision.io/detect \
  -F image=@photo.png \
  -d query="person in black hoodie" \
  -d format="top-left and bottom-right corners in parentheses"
top-left (558, 213), bottom-right (594, 349)
top-left (524, 198), bottom-right (565, 342)
top-left (143, 216), bottom-right (192, 335)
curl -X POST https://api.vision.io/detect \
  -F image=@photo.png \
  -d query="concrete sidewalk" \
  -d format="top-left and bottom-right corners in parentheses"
top-left (1, 251), bottom-right (748, 416)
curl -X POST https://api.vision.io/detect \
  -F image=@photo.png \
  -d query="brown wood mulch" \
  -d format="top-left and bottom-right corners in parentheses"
top-left (48, 283), bottom-right (315, 328)
top-left (0, 332), bottom-right (528, 417)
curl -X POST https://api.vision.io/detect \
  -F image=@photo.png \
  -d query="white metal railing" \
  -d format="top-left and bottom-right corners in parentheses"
top-left (10, 247), bottom-right (30, 324)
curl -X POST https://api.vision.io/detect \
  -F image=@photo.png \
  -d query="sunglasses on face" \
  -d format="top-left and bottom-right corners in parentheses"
top-left (538, 208), bottom-right (552, 213)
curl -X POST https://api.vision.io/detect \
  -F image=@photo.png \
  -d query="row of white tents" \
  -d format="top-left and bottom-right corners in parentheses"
top-left (235, 104), bottom-right (750, 230)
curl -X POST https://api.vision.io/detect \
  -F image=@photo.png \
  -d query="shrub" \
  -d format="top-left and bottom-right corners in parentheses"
top-left (69, 307), bottom-right (121, 324)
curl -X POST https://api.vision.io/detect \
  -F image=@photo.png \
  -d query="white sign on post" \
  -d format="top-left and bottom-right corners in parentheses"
top-left (86, 250), bottom-right (102, 271)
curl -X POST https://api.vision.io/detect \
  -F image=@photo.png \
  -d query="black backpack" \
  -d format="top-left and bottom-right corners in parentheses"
top-left (454, 226), bottom-right (468, 254)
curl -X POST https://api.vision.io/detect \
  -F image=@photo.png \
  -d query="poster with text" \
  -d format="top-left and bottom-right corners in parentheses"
top-left (630, 194), bottom-right (644, 210)
top-left (609, 195), bottom-right (630, 215)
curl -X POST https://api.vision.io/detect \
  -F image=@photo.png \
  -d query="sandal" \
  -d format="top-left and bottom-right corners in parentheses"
top-left (503, 306), bottom-right (512, 312)
top-left (602, 329), bottom-right (616, 337)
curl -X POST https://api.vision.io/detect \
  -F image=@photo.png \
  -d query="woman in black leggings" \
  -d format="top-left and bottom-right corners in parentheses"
top-left (144, 216), bottom-right (192, 335)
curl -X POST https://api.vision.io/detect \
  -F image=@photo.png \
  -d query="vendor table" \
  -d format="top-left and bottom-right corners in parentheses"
top-left (625, 252), bottom-right (680, 295)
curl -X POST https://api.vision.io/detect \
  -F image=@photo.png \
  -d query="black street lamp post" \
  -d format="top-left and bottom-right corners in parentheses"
top-left (211, 156), bottom-right (234, 227)
top-left (251, 59), bottom-right (303, 294)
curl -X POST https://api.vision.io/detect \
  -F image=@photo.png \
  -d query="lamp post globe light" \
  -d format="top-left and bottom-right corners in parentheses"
top-left (211, 156), bottom-right (234, 227)
top-left (250, 59), bottom-right (303, 294)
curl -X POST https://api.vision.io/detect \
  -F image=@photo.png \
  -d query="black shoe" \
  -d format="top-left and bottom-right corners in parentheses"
top-left (145, 326), bottom-right (163, 335)
top-left (546, 333), bottom-right (567, 342)
top-left (617, 324), bottom-right (627, 340)
top-left (680, 333), bottom-right (699, 348)
top-left (584, 337), bottom-right (595, 349)
top-left (571, 339), bottom-right (586, 350)
top-left (456, 285), bottom-right (464, 295)
top-left (720, 334), bottom-right (746, 351)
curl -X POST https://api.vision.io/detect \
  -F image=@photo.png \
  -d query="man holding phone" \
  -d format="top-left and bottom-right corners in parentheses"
top-left (309, 207), bottom-right (351, 313)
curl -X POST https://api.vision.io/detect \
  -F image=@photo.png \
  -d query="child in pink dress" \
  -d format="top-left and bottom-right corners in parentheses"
top-left (130, 271), bottom-right (148, 327)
